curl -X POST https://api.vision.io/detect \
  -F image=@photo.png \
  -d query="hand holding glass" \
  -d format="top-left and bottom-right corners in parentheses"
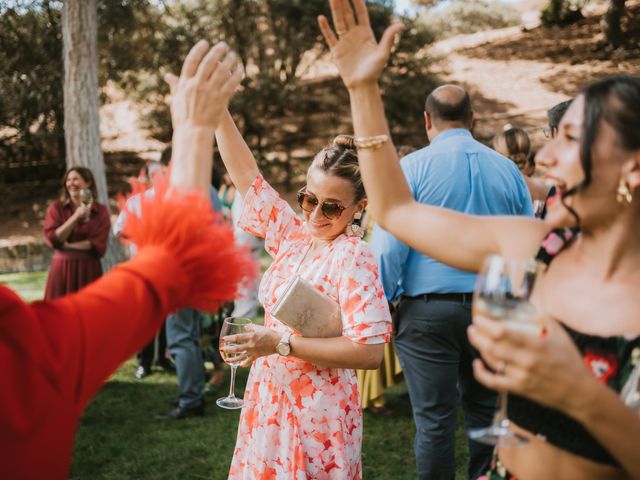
top-left (469, 255), bottom-right (541, 447)
top-left (79, 189), bottom-right (93, 222)
top-left (217, 317), bottom-right (252, 410)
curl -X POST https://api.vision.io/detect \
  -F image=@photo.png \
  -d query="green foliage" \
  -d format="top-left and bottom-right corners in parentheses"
top-left (421, 0), bottom-right (521, 40)
top-left (541, 0), bottom-right (587, 26)
top-left (0, 0), bottom-right (436, 187)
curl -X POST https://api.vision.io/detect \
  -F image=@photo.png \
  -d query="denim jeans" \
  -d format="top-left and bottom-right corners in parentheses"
top-left (166, 308), bottom-right (204, 409)
top-left (395, 297), bottom-right (497, 480)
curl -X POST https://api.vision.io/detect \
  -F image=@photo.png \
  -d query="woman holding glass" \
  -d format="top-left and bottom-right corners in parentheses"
top-left (317, 1), bottom-right (640, 478)
top-left (215, 110), bottom-right (392, 478)
top-left (43, 167), bottom-right (111, 300)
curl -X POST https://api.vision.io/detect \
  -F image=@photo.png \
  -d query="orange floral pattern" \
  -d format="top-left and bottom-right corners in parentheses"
top-left (228, 175), bottom-right (392, 479)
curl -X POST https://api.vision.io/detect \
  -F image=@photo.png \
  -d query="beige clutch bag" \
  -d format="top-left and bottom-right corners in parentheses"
top-left (270, 275), bottom-right (343, 338)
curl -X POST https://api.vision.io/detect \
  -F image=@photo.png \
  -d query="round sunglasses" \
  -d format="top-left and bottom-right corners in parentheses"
top-left (297, 188), bottom-right (348, 220)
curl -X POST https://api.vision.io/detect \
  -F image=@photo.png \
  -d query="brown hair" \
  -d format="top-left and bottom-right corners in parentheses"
top-left (60, 167), bottom-right (98, 202)
top-left (493, 128), bottom-right (532, 173)
top-left (310, 135), bottom-right (365, 201)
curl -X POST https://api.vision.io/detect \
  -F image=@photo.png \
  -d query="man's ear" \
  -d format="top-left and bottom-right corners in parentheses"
top-left (424, 111), bottom-right (432, 131)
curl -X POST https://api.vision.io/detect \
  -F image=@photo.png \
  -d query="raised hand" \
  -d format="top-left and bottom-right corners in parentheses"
top-left (317, 0), bottom-right (403, 89)
top-left (164, 40), bottom-right (244, 132)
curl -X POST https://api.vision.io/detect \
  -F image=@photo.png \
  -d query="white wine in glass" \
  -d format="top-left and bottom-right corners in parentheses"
top-left (469, 255), bottom-right (540, 447)
top-left (79, 189), bottom-right (93, 222)
top-left (217, 317), bottom-right (252, 410)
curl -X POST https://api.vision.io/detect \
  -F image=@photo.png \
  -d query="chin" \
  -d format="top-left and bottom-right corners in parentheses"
top-left (543, 205), bottom-right (578, 230)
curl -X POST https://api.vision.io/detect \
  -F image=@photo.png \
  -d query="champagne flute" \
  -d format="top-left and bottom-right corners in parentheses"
top-left (468, 255), bottom-right (540, 447)
top-left (217, 317), bottom-right (252, 410)
top-left (79, 188), bottom-right (93, 223)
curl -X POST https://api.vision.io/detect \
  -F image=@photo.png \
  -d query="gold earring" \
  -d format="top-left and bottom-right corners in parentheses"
top-left (616, 179), bottom-right (633, 205)
top-left (346, 211), bottom-right (365, 238)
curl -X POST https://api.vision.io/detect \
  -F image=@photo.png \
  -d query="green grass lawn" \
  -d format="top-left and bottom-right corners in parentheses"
top-left (1, 270), bottom-right (470, 479)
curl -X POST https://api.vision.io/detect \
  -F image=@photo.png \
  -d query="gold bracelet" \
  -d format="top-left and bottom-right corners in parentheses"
top-left (354, 134), bottom-right (389, 152)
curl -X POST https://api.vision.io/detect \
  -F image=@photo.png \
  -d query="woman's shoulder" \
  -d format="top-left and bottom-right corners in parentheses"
top-left (333, 236), bottom-right (374, 261)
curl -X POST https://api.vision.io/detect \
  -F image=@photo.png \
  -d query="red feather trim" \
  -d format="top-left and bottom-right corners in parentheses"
top-left (122, 175), bottom-right (257, 311)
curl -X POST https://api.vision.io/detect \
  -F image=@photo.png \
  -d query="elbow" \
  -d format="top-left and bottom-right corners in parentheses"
top-left (361, 347), bottom-right (384, 370)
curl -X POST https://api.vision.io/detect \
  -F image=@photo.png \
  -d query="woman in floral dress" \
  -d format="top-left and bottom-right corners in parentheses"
top-left (216, 110), bottom-right (392, 479)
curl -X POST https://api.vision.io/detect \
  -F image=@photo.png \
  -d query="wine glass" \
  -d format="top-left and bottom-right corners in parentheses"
top-left (79, 189), bottom-right (93, 222)
top-left (217, 317), bottom-right (252, 410)
top-left (468, 255), bottom-right (540, 447)
top-left (532, 199), bottom-right (545, 218)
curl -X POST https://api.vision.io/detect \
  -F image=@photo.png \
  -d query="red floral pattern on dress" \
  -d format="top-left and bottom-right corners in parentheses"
top-left (229, 175), bottom-right (392, 479)
top-left (584, 351), bottom-right (619, 384)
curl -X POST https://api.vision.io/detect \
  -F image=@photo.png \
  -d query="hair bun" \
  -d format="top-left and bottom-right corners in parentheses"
top-left (332, 134), bottom-right (356, 151)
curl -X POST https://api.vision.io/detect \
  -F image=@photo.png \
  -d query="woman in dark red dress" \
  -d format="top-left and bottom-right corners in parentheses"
top-left (43, 167), bottom-right (111, 299)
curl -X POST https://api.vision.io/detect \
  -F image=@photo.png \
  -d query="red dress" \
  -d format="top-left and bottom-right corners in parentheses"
top-left (0, 186), bottom-right (255, 480)
top-left (43, 199), bottom-right (111, 299)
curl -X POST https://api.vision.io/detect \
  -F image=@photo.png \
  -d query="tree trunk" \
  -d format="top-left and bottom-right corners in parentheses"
top-left (602, 0), bottom-right (626, 49)
top-left (62, 0), bottom-right (126, 271)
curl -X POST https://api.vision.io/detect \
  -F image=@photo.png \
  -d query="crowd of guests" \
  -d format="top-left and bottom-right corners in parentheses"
top-left (3, 0), bottom-right (639, 479)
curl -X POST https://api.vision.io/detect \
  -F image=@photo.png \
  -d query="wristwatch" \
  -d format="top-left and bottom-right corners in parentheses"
top-left (275, 332), bottom-right (292, 356)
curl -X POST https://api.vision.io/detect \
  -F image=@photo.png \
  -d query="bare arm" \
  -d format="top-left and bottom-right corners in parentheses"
top-left (215, 110), bottom-right (261, 196)
top-left (572, 379), bottom-right (640, 477)
top-left (224, 325), bottom-right (383, 370)
top-left (318, 0), bottom-right (546, 272)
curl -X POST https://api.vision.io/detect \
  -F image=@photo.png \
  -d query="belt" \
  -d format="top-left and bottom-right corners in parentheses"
top-left (402, 292), bottom-right (473, 304)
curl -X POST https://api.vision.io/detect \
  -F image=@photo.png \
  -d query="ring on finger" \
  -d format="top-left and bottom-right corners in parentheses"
top-left (336, 28), bottom-right (347, 36)
top-left (497, 360), bottom-right (507, 374)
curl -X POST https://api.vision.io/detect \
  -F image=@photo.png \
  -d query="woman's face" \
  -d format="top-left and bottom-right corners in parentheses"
top-left (536, 95), bottom-right (626, 230)
top-left (302, 167), bottom-right (366, 242)
top-left (65, 170), bottom-right (90, 200)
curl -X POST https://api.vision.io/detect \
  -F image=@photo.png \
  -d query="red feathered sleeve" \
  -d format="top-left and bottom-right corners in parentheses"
top-left (2, 183), bottom-right (256, 413)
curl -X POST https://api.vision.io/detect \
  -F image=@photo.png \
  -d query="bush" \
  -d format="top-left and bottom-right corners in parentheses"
top-left (540, 0), bottom-right (587, 26)
top-left (423, 0), bottom-right (521, 40)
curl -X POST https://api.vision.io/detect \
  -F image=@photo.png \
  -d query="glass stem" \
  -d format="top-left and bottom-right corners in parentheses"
top-left (228, 365), bottom-right (238, 399)
top-left (495, 391), bottom-right (509, 427)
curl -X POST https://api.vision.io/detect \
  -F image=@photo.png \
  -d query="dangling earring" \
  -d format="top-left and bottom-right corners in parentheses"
top-left (616, 179), bottom-right (633, 205)
top-left (346, 211), bottom-right (365, 238)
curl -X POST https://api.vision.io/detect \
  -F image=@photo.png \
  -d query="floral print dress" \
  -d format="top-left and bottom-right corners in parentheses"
top-left (228, 175), bottom-right (392, 480)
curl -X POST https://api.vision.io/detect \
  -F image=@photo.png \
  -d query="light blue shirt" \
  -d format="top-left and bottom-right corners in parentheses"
top-left (370, 129), bottom-right (533, 301)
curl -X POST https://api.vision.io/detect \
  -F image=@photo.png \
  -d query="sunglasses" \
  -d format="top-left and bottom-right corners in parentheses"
top-left (297, 188), bottom-right (348, 220)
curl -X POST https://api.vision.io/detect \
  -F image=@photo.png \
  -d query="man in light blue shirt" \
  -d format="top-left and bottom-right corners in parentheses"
top-left (371, 85), bottom-right (532, 480)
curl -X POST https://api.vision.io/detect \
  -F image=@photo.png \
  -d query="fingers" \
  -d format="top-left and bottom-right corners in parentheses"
top-left (196, 42), bottom-right (229, 82)
top-left (352, 0), bottom-right (370, 26)
top-left (164, 73), bottom-right (179, 95)
top-left (329, 0), bottom-right (347, 35)
top-left (318, 15), bottom-right (338, 48)
top-left (211, 50), bottom-right (238, 87)
top-left (341, 0), bottom-right (356, 30)
top-left (379, 23), bottom-right (404, 57)
top-left (472, 359), bottom-right (510, 392)
top-left (180, 39), bottom-right (209, 78)
top-left (224, 62), bottom-right (244, 94)
top-left (222, 333), bottom-right (252, 345)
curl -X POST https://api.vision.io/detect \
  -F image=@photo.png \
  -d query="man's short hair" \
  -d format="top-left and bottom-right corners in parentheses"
top-left (424, 88), bottom-right (473, 125)
top-left (547, 100), bottom-right (572, 131)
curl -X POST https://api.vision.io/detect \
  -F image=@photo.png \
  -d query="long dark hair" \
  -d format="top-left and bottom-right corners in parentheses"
top-left (60, 167), bottom-right (98, 202)
top-left (561, 75), bottom-right (640, 225)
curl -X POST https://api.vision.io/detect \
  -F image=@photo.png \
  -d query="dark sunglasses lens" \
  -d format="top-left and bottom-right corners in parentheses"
top-left (321, 202), bottom-right (343, 219)
top-left (297, 192), bottom-right (318, 212)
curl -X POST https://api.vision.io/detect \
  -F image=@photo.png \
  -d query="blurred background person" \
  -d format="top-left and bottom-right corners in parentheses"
top-left (43, 166), bottom-right (111, 300)
top-left (493, 127), bottom-right (551, 216)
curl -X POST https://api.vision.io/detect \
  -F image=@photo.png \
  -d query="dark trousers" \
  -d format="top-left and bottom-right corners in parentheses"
top-left (395, 296), bottom-right (496, 480)
top-left (138, 321), bottom-right (167, 370)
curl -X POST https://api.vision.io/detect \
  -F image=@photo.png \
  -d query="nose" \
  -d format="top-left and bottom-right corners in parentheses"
top-left (534, 140), bottom-right (557, 172)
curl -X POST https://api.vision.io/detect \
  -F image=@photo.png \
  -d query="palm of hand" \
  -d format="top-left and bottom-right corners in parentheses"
top-left (332, 26), bottom-right (386, 88)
